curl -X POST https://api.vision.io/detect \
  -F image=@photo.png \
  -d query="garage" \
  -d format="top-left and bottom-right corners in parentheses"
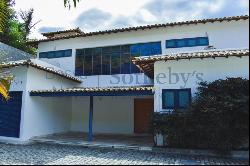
top-left (0, 91), bottom-right (23, 138)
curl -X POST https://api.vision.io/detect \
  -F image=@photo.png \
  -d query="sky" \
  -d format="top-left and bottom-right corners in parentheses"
top-left (14, 0), bottom-right (249, 39)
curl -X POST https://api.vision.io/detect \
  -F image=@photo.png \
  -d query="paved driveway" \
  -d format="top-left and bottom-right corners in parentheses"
top-left (0, 143), bottom-right (248, 165)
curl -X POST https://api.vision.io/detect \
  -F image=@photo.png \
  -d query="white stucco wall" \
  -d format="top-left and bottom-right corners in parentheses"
top-left (154, 56), bottom-right (250, 112)
top-left (37, 20), bottom-right (249, 88)
top-left (7, 65), bottom-right (80, 141)
top-left (71, 96), bottom-right (153, 135)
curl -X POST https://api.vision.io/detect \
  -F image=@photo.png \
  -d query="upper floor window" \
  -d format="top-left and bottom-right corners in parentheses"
top-left (39, 49), bottom-right (72, 59)
top-left (166, 37), bottom-right (209, 48)
top-left (162, 89), bottom-right (192, 110)
top-left (75, 42), bottom-right (162, 76)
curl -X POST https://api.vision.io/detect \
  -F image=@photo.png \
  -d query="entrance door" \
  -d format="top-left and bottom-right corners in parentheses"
top-left (134, 98), bottom-right (154, 134)
top-left (0, 91), bottom-right (22, 138)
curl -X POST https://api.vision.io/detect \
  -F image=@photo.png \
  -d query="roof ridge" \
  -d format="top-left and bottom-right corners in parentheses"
top-left (29, 15), bottom-right (249, 44)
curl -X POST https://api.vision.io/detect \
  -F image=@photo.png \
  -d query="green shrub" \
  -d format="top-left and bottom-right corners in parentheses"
top-left (153, 78), bottom-right (249, 150)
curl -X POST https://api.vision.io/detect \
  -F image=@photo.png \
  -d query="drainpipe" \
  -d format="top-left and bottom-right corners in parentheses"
top-left (88, 96), bottom-right (94, 142)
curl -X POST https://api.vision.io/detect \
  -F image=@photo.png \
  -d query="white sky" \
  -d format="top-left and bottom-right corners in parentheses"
top-left (14, 0), bottom-right (249, 39)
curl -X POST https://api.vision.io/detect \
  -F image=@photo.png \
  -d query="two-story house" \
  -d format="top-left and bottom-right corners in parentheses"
top-left (0, 15), bottom-right (249, 146)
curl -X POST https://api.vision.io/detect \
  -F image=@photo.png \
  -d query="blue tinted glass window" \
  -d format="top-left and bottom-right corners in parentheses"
top-left (166, 40), bottom-right (176, 48)
top-left (65, 50), bottom-right (72, 57)
top-left (55, 51), bottom-right (64, 58)
top-left (151, 42), bottom-right (162, 55)
top-left (111, 46), bottom-right (121, 74)
top-left (163, 91), bottom-right (175, 109)
top-left (140, 43), bottom-right (152, 56)
top-left (131, 44), bottom-right (141, 57)
top-left (121, 45), bottom-right (131, 74)
top-left (166, 37), bottom-right (209, 48)
top-left (75, 49), bottom-right (84, 76)
top-left (75, 41), bottom-right (161, 76)
top-left (176, 40), bottom-right (187, 48)
top-left (39, 49), bottom-right (72, 59)
top-left (92, 48), bottom-right (102, 75)
top-left (198, 37), bottom-right (209, 46)
top-left (102, 47), bottom-right (111, 75)
top-left (39, 52), bottom-right (48, 58)
top-left (179, 90), bottom-right (191, 108)
top-left (187, 38), bottom-right (197, 47)
top-left (47, 52), bottom-right (55, 58)
top-left (84, 49), bottom-right (93, 76)
top-left (162, 89), bottom-right (191, 109)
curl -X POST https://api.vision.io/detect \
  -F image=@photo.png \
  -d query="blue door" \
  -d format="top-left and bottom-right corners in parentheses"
top-left (0, 91), bottom-right (22, 138)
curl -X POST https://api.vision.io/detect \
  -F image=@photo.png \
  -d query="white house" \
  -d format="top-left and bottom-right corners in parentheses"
top-left (0, 15), bottom-right (249, 145)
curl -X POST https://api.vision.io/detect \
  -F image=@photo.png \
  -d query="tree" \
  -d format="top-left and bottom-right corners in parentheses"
top-left (0, 0), bottom-right (80, 99)
top-left (19, 8), bottom-right (40, 40)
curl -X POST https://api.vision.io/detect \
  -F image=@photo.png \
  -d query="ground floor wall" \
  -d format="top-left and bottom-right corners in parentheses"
top-left (20, 95), bottom-right (72, 140)
top-left (71, 96), bottom-right (153, 135)
top-left (154, 56), bottom-right (250, 112)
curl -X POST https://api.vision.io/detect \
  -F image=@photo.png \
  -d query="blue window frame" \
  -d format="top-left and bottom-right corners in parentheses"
top-left (166, 37), bottom-right (209, 48)
top-left (162, 89), bottom-right (192, 109)
top-left (39, 49), bottom-right (72, 59)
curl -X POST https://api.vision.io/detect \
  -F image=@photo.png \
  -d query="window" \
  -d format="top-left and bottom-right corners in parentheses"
top-left (166, 37), bottom-right (209, 48)
top-left (75, 41), bottom-right (162, 76)
top-left (162, 89), bottom-right (191, 109)
top-left (39, 49), bottom-right (72, 59)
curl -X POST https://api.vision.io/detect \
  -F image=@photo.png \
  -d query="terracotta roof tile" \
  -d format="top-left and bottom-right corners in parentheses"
top-left (29, 15), bottom-right (249, 44)
top-left (0, 60), bottom-right (82, 83)
top-left (132, 49), bottom-right (249, 78)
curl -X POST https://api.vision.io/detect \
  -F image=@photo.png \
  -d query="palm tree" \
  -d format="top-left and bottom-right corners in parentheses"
top-left (0, 76), bottom-right (12, 100)
top-left (0, 0), bottom-right (9, 33)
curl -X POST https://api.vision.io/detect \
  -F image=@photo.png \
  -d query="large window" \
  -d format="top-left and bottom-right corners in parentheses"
top-left (39, 49), bottom-right (72, 59)
top-left (166, 37), bottom-right (209, 48)
top-left (162, 89), bottom-right (192, 109)
top-left (75, 42), bottom-right (162, 76)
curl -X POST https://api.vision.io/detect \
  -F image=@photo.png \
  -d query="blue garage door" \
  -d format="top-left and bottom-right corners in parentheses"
top-left (0, 91), bottom-right (22, 138)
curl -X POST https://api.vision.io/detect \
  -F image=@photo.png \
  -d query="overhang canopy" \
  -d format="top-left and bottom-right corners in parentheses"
top-left (30, 86), bottom-right (154, 97)
top-left (132, 49), bottom-right (249, 79)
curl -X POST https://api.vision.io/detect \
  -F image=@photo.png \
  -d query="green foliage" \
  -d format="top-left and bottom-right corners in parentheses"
top-left (0, 0), bottom-right (37, 55)
top-left (153, 78), bottom-right (249, 150)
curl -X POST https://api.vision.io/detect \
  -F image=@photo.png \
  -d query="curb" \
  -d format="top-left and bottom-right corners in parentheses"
top-left (32, 139), bottom-right (249, 160)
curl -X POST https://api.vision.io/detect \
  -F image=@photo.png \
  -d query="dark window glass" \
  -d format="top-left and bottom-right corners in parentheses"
top-left (162, 89), bottom-right (191, 109)
top-left (39, 49), bottom-right (72, 59)
top-left (198, 37), bottom-right (209, 46)
top-left (111, 46), bottom-right (121, 74)
top-left (121, 45), bottom-right (131, 74)
top-left (166, 37), bottom-right (209, 48)
top-left (65, 50), bottom-right (72, 57)
top-left (75, 41), bottom-right (161, 76)
top-left (176, 40), bottom-right (186, 48)
top-left (151, 42), bottom-right (162, 55)
top-left (130, 44), bottom-right (141, 57)
top-left (39, 52), bottom-right (48, 58)
top-left (140, 43), bottom-right (152, 56)
top-left (92, 48), bottom-right (102, 75)
top-left (102, 47), bottom-right (112, 75)
top-left (187, 38), bottom-right (197, 47)
top-left (179, 90), bottom-right (191, 108)
top-left (163, 91), bottom-right (175, 109)
top-left (75, 49), bottom-right (84, 76)
top-left (55, 50), bottom-right (64, 58)
top-left (84, 48), bottom-right (93, 76)
top-left (166, 40), bottom-right (176, 48)
top-left (47, 52), bottom-right (55, 59)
